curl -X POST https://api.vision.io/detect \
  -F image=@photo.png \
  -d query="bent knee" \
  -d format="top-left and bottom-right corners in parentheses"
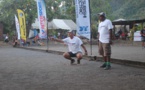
top-left (63, 52), bottom-right (70, 58)
top-left (76, 53), bottom-right (82, 59)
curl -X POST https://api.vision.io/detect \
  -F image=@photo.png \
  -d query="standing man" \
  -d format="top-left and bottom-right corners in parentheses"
top-left (50, 30), bottom-right (88, 64)
top-left (98, 12), bottom-right (113, 70)
top-left (140, 26), bottom-right (145, 48)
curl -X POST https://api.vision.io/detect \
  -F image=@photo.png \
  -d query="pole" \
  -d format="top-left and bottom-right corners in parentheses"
top-left (46, 19), bottom-right (49, 52)
top-left (43, 0), bottom-right (49, 52)
top-left (88, 0), bottom-right (92, 56)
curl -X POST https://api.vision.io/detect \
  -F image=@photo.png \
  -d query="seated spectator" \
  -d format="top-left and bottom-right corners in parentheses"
top-left (121, 32), bottom-right (126, 40)
top-left (4, 34), bottom-right (9, 43)
top-left (13, 37), bottom-right (18, 47)
top-left (37, 39), bottom-right (45, 46)
top-left (21, 39), bottom-right (27, 46)
top-left (26, 39), bottom-right (31, 46)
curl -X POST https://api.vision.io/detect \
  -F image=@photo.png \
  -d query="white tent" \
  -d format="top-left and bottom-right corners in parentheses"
top-left (113, 18), bottom-right (129, 33)
top-left (32, 19), bottom-right (77, 30)
top-left (31, 18), bottom-right (39, 29)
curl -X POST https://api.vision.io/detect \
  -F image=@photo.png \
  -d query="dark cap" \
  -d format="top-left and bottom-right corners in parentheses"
top-left (98, 12), bottom-right (106, 17)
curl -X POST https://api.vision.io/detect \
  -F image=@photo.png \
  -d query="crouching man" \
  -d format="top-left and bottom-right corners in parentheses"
top-left (50, 30), bottom-right (88, 64)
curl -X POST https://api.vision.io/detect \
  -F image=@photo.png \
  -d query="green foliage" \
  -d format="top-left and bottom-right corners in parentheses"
top-left (0, 0), bottom-right (145, 39)
top-left (0, 0), bottom-right (37, 35)
top-left (89, 0), bottom-right (112, 38)
top-left (90, 0), bottom-right (112, 20)
top-left (110, 0), bottom-right (145, 20)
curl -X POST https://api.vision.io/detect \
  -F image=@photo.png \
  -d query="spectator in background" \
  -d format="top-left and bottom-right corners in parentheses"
top-left (13, 37), bottom-right (18, 47)
top-left (115, 29), bottom-right (122, 39)
top-left (140, 26), bottom-right (145, 48)
top-left (121, 32), bottom-right (125, 40)
top-left (26, 38), bottom-right (31, 46)
top-left (21, 39), bottom-right (27, 47)
top-left (127, 32), bottom-right (130, 40)
top-left (4, 34), bottom-right (9, 43)
top-left (57, 32), bottom-right (60, 39)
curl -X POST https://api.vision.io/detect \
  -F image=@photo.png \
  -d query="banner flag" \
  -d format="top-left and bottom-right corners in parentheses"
top-left (17, 9), bottom-right (26, 41)
top-left (14, 15), bottom-right (21, 40)
top-left (75, 0), bottom-right (91, 40)
top-left (36, 0), bottom-right (47, 39)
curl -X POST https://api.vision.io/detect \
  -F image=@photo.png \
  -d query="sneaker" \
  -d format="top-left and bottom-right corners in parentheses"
top-left (77, 60), bottom-right (80, 64)
top-left (104, 65), bottom-right (111, 70)
top-left (71, 59), bottom-right (75, 64)
top-left (100, 63), bottom-right (106, 68)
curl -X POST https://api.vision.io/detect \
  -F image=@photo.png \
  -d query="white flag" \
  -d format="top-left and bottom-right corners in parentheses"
top-left (75, 0), bottom-right (91, 40)
top-left (36, 0), bottom-right (47, 39)
top-left (15, 15), bottom-right (20, 40)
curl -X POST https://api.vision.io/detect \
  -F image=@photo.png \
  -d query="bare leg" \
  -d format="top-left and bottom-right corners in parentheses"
top-left (63, 52), bottom-right (75, 64)
top-left (142, 42), bottom-right (145, 47)
top-left (76, 53), bottom-right (83, 64)
top-left (76, 53), bottom-right (82, 60)
top-left (63, 52), bottom-right (72, 60)
top-left (102, 55), bottom-right (107, 62)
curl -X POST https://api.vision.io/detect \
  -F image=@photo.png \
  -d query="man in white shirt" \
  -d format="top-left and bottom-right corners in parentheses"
top-left (4, 34), bottom-right (9, 43)
top-left (98, 12), bottom-right (113, 70)
top-left (50, 30), bottom-right (88, 64)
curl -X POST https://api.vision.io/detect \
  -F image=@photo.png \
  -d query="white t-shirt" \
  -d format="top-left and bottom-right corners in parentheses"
top-left (5, 36), bottom-right (8, 40)
top-left (98, 19), bottom-right (113, 43)
top-left (63, 36), bottom-right (83, 54)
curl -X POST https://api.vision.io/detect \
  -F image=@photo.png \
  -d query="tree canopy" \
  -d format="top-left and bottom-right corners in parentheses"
top-left (0, 0), bottom-right (145, 37)
top-left (110, 0), bottom-right (145, 20)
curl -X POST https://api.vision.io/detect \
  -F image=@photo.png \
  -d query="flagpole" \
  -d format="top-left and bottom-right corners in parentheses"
top-left (44, 0), bottom-right (49, 52)
top-left (46, 19), bottom-right (49, 52)
top-left (88, 0), bottom-right (92, 56)
top-left (36, 0), bottom-right (48, 52)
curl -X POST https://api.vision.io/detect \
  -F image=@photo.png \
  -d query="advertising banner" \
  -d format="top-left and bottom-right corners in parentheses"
top-left (17, 9), bottom-right (26, 41)
top-left (15, 15), bottom-right (21, 40)
top-left (37, 0), bottom-right (47, 39)
top-left (75, 0), bottom-right (91, 40)
top-left (134, 31), bottom-right (141, 41)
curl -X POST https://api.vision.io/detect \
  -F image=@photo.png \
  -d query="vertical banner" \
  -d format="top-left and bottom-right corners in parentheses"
top-left (17, 9), bottom-right (26, 41)
top-left (75, 0), bottom-right (91, 40)
top-left (36, 0), bottom-right (47, 39)
top-left (14, 15), bottom-right (21, 40)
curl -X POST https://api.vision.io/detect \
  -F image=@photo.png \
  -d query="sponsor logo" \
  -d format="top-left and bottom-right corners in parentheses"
top-left (41, 30), bottom-right (45, 34)
top-left (79, 26), bottom-right (88, 31)
top-left (78, 0), bottom-right (87, 18)
top-left (19, 13), bottom-right (23, 17)
top-left (79, 26), bottom-right (90, 34)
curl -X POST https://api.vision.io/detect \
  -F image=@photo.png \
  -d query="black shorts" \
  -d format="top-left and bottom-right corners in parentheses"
top-left (68, 52), bottom-right (82, 57)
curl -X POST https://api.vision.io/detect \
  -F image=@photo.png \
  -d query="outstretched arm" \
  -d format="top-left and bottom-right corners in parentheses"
top-left (50, 37), bottom-right (64, 43)
top-left (81, 44), bottom-right (88, 55)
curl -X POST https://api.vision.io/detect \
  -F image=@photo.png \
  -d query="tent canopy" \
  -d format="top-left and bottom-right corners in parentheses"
top-left (32, 19), bottom-right (77, 30)
top-left (112, 18), bottom-right (145, 29)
